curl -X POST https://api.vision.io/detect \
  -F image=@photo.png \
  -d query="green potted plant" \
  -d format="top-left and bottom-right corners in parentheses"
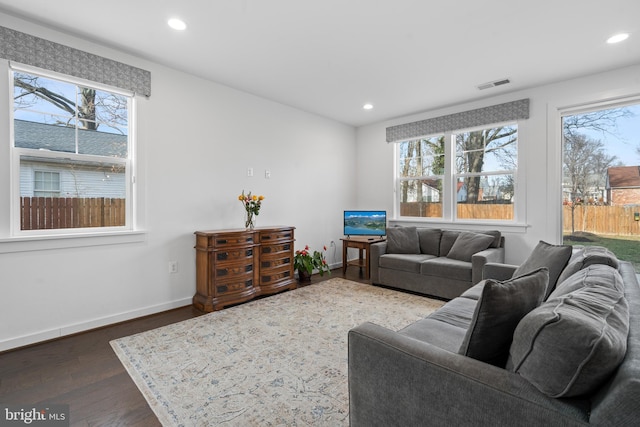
top-left (294, 245), bottom-right (331, 281)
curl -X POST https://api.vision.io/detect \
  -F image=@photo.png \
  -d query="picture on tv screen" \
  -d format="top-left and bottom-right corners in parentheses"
top-left (343, 210), bottom-right (387, 236)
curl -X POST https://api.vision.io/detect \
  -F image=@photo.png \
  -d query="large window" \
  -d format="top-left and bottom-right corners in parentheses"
top-left (561, 101), bottom-right (640, 272)
top-left (397, 123), bottom-right (518, 222)
top-left (11, 65), bottom-right (133, 232)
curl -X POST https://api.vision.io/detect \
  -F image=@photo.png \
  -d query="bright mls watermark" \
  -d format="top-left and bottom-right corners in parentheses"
top-left (1, 404), bottom-right (69, 426)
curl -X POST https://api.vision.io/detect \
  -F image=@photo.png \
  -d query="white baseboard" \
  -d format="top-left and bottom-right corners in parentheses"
top-left (0, 297), bottom-right (192, 352)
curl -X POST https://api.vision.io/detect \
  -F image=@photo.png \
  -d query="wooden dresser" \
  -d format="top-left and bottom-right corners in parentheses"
top-left (193, 226), bottom-right (296, 312)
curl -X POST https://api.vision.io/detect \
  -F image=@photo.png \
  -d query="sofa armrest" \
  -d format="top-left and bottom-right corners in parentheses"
top-left (348, 322), bottom-right (589, 427)
top-left (483, 262), bottom-right (519, 281)
top-left (369, 241), bottom-right (387, 283)
top-left (471, 247), bottom-right (505, 284)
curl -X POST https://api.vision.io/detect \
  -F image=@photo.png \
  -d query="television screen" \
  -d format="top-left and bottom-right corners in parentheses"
top-left (344, 210), bottom-right (387, 237)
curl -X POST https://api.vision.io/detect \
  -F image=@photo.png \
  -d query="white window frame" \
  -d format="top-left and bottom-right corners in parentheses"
top-left (33, 170), bottom-right (61, 197)
top-left (0, 61), bottom-right (144, 252)
top-left (395, 121), bottom-right (522, 225)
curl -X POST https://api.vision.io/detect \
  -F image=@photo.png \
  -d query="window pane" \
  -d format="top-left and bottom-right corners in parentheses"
top-left (78, 128), bottom-right (128, 158)
top-left (20, 155), bottom-right (126, 230)
top-left (456, 174), bottom-right (514, 220)
top-left (455, 126), bottom-right (517, 174)
top-left (399, 178), bottom-right (443, 218)
top-left (14, 118), bottom-right (77, 152)
top-left (14, 73), bottom-right (76, 119)
top-left (399, 137), bottom-right (445, 178)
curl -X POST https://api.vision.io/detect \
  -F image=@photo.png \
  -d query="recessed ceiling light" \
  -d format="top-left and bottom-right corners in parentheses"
top-left (168, 18), bottom-right (187, 31)
top-left (363, 103), bottom-right (374, 110)
top-left (607, 33), bottom-right (629, 44)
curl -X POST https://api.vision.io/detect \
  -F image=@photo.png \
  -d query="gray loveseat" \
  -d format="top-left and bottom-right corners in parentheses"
top-left (349, 243), bottom-right (639, 426)
top-left (370, 227), bottom-right (505, 299)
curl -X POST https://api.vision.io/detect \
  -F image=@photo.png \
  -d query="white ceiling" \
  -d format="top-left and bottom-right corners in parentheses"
top-left (1, 0), bottom-right (639, 127)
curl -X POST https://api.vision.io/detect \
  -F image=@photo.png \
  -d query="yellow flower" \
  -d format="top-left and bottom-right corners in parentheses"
top-left (258, 195), bottom-right (265, 201)
top-left (252, 195), bottom-right (258, 201)
top-left (238, 195), bottom-right (244, 201)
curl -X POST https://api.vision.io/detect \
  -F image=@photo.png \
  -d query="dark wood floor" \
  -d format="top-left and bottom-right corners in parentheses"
top-left (0, 268), bottom-right (368, 426)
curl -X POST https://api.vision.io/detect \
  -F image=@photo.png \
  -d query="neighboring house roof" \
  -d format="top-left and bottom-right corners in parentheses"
top-left (607, 166), bottom-right (640, 189)
top-left (14, 119), bottom-right (127, 158)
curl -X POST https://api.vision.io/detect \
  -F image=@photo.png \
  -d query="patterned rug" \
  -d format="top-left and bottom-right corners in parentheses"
top-left (110, 278), bottom-right (444, 426)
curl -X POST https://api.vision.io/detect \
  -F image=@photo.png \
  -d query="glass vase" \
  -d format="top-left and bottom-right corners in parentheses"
top-left (245, 212), bottom-right (255, 229)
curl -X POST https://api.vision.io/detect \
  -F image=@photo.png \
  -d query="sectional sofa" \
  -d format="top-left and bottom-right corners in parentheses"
top-left (369, 227), bottom-right (505, 299)
top-left (349, 243), bottom-right (639, 426)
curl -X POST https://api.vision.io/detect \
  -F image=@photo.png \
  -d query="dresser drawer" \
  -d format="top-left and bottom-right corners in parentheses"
top-left (259, 228), bottom-right (294, 243)
top-left (260, 264), bottom-right (293, 284)
top-left (214, 262), bottom-right (254, 279)
top-left (214, 275), bottom-right (255, 295)
top-left (212, 233), bottom-right (256, 248)
top-left (260, 254), bottom-right (292, 270)
top-left (260, 242), bottom-right (292, 256)
top-left (214, 248), bottom-right (255, 262)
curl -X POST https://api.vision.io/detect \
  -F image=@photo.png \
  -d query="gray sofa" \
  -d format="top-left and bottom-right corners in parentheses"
top-left (370, 227), bottom-right (505, 299)
top-left (349, 244), bottom-right (639, 426)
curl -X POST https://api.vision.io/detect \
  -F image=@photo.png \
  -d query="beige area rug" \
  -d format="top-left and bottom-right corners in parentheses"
top-left (110, 278), bottom-right (444, 426)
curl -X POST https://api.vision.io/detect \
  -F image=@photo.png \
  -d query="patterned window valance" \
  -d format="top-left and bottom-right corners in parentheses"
top-left (386, 98), bottom-right (529, 142)
top-left (0, 26), bottom-right (151, 97)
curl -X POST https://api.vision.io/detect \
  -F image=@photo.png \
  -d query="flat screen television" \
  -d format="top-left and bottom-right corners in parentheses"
top-left (343, 210), bottom-right (387, 237)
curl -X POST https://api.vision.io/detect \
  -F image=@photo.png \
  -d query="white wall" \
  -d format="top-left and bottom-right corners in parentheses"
top-left (356, 64), bottom-right (640, 265)
top-left (0, 14), bottom-right (356, 351)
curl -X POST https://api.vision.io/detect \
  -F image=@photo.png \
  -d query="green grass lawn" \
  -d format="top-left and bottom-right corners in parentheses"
top-left (564, 232), bottom-right (640, 272)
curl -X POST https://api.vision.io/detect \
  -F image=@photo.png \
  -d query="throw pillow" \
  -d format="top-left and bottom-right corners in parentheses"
top-left (482, 230), bottom-right (502, 248)
top-left (439, 230), bottom-right (460, 256)
top-left (385, 226), bottom-right (420, 254)
top-left (512, 240), bottom-right (572, 299)
top-left (447, 232), bottom-right (496, 262)
top-left (507, 283), bottom-right (629, 398)
top-left (417, 228), bottom-right (442, 256)
top-left (458, 267), bottom-right (549, 367)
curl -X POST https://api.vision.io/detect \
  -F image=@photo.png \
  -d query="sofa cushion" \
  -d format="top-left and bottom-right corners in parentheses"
top-left (446, 231), bottom-right (496, 262)
top-left (458, 268), bottom-right (549, 367)
top-left (513, 240), bottom-right (572, 299)
top-left (439, 230), bottom-right (461, 257)
top-left (417, 228), bottom-right (442, 256)
top-left (400, 297), bottom-right (477, 353)
top-left (421, 257), bottom-right (472, 282)
top-left (507, 281), bottom-right (629, 398)
top-left (482, 230), bottom-right (502, 248)
top-left (386, 226), bottom-right (420, 254)
top-left (550, 264), bottom-right (624, 299)
top-left (556, 246), bottom-right (620, 285)
top-left (379, 254), bottom-right (436, 274)
top-left (459, 281), bottom-right (486, 301)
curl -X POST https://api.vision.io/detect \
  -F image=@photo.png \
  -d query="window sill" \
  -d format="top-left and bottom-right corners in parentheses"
top-left (0, 230), bottom-right (147, 253)
top-left (391, 218), bottom-right (529, 233)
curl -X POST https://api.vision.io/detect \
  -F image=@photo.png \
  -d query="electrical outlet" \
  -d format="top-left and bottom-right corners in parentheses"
top-left (265, 170), bottom-right (271, 179)
top-left (247, 167), bottom-right (254, 177)
top-left (168, 261), bottom-right (178, 273)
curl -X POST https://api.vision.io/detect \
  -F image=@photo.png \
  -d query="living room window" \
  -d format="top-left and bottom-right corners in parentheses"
top-left (396, 123), bottom-right (518, 222)
top-left (11, 65), bottom-right (133, 233)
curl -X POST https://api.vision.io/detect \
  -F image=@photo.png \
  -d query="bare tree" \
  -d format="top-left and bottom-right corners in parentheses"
top-left (563, 133), bottom-right (617, 234)
top-left (456, 127), bottom-right (517, 203)
top-left (14, 72), bottom-right (127, 133)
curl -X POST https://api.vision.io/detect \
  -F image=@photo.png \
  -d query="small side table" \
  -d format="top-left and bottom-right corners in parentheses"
top-left (341, 236), bottom-right (386, 280)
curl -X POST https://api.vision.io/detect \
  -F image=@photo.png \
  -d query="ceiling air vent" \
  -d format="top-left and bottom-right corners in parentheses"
top-left (477, 78), bottom-right (511, 90)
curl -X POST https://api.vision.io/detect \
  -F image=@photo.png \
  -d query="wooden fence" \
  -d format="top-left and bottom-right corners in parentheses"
top-left (400, 202), bottom-right (514, 220)
top-left (401, 202), bottom-right (639, 236)
top-left (21, 197), bottom-right (126, 230)
top-left (563, 205), bottom-right (640, 236)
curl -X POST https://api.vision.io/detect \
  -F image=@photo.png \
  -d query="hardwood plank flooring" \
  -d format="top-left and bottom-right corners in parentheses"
top-left (0, 269), bottom-right (369, 426)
